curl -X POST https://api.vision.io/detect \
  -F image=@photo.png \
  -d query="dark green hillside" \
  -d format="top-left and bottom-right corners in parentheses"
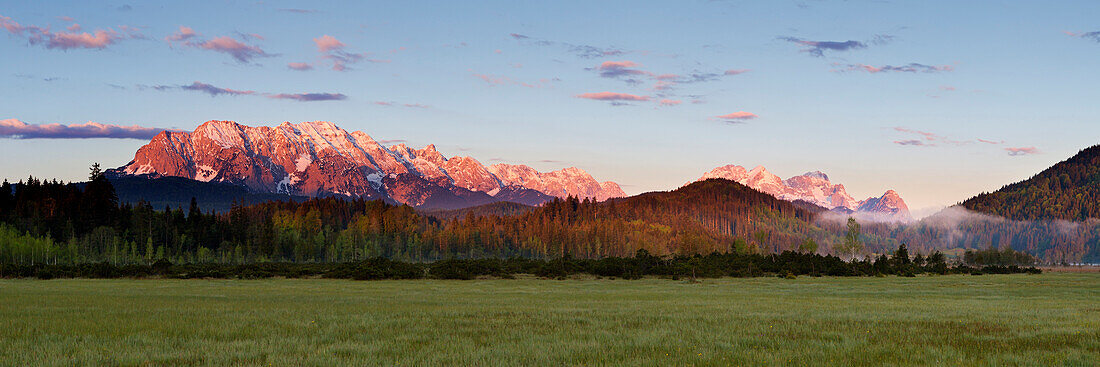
top-left (962, 144), bottom-right (1100, 221)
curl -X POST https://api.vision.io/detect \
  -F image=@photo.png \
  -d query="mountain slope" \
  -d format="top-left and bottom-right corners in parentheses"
top-left (697, 165), bottom-right (912, 221)
top-left (961, 144), bottom-right (1100, 221)
top-left (115, 120), bottom-right (624, 208)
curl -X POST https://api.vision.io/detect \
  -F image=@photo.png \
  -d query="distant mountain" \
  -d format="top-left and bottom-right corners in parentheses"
top-left (113, 120), bottom-right (624, 209)
top-left (961, 144), bottom-right (1100, 221)
top-left (697, 165), bottom-right (912, 222)
top-left (102, 173), bottom-right (307, 213)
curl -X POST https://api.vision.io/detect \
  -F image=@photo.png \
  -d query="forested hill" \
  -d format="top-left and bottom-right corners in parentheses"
top-left (961, 144), bottom-right (1100, 221)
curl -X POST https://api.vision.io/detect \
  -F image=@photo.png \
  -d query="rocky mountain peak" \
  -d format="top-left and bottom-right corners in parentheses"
top-left (118, 120), bottom-right (625, 208)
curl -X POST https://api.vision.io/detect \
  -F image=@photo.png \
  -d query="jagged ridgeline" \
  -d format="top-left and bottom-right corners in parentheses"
top-left (113, 120), bottom-right (624, 210)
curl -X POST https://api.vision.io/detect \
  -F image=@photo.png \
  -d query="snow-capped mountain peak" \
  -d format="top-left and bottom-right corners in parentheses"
top-left (697, 164), bottom-right (911, 222)
top-left (118, 120), bottom-right (625, 209)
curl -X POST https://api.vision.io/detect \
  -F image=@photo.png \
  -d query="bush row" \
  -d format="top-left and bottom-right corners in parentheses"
top-left (0, 250), bottom-right (1041, 280)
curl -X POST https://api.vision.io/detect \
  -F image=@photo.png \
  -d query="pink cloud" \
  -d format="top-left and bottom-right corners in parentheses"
top-left (716, 111), bottom-right (758, 121)
top-left (0, 119), bottom-right (176, 139)
top-left (1005, 146), bottom-right (1039, 156)
top-left (576, 92), bottom-right (649, 101)
top-left (314, 35), bottom-right (344, 52)
top-left (310, 35), bottom-right (379, 71)
top-left (287, 62), bottom-right (313, 71)
top-left (596, 60), bottom-right (648, 79)
top-left (165, 26), bottom-right (197, 43)
top-left (724, 69), bottom-right (749, 75)
top-left (191, 36), bottom-right (269, 63)
top-left (66, 23), bottom-right (81, 31)
top-left (659, 99), bottom-right (682, 106)
top-left (599, 61), bottom-right (638, 69)
top-left (977, 138), bottom-right (1003, 145)
top-left (0, 14), bottom-right (137, 50)
top-left (940, 85), bottom-right (956, 91)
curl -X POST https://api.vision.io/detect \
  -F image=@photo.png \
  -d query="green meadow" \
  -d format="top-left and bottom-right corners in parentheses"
top-left (1, 274), bottom-right (1097, 366)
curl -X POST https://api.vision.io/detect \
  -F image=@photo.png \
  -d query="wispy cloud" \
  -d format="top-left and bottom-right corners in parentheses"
top-left (510, 33), bottom-right (627, 58)
top-left (268, 93), bottom-right (346, 102)
top-left (0, 119), bottom-right (175, 139)
top-left (165, 26), bottom-right (197, 43)
top-left (179, 81), bottom-right (255, 96)
top-left (287, 62), bottom-right (313, 71)
top-left (1065, 30), bottom-right (1100, 43)
top-left (151, 81), bottom-right (345, 102)
top-left (715, 111), bottom-right (758, 123)
top-left (373, 101), bottom-right (431, 109)
top-left (893, 139), bottom-right (926, 146)
top-left (165, 27), bottom-right (270, 63)
top-left (596, 60), bottom-right (648, 79)
top-left (779, 36), bottom-right (868, 57)
top-left (893, 127), bottom-right (966, 146)
top-left (192, 36), bottom-right (270, 63)
top-left (278, 8), bottom-right (317, 14)
top-left (576, 92), bottom-right (650, 102)
top-left (659, 99), bottom-right (682, 106)
top-left (312, 35), bottom-right (385, 71)
top-left (0, 13), bottom-right (141, 50)
top-left (724, 69), bottom-right (750, 75)
top-left (834, 63), bottom-right (954, 74)
top-left (1005, 146), bottom-right (1040, 156)
top-left (894, 127), bottom-right (1037, 156)
top-left (472, 73), bottom-right (550, 88)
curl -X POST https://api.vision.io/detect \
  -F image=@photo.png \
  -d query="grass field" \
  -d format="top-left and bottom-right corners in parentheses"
top-left (1, 274), bottom-right (1097, 366)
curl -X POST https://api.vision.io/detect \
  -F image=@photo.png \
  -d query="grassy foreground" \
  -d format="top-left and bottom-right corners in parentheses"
top-left (1, 274), bottom-right (1097, 366)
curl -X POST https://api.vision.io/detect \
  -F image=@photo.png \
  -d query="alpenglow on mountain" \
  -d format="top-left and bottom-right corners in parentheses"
top-left (116, 120), bottom-right (625, 209)
top-left (697, 165), bottom-right (912, 222)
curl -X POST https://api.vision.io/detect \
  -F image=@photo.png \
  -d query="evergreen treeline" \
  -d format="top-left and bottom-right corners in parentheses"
top-left (0, 247), bottom-right (1040, 280)
top-left (961, 144), bottom-right (1100, 221)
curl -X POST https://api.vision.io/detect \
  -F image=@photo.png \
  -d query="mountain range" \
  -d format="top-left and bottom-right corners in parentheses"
top-left (114, 120), bottom-right (624, 209)
top-left (114, 120), bottom-right (913, 218)
top-left (697, 165), bottom-right (912, 222)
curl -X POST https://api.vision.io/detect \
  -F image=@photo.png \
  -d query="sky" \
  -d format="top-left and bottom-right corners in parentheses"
top-left (2, 0), bottom-right (1099, 216)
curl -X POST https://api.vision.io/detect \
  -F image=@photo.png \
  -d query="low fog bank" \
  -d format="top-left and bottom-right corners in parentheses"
top-left (814, 206), bottom-right (1099, 264)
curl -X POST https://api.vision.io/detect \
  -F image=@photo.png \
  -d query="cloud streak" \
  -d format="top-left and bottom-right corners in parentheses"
top-left (836, 63), bottom-right (954, 74)
top-left (715, 111), bottom-right (758, 123)
top-left (894, 127), bottom-right (1039, 156)
top-left (472, 73), bottom-right (550, 88)
top-left (510, 33), bottom-right (627, 58)
top-left (1005, 146), bottom-right (1040, 156)
top-left (1, 119), bottom-right (175, 139)
top-left (267, 93), bottom-right (346, 102)
top-left (779, 36), bottom-right (867, 57)
top-left (576, 92), bottom-right (649, 102)
top-left (151, 81), bottom-right (346, 102)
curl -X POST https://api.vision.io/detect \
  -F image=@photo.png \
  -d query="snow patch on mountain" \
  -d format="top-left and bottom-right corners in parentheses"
top-left (698, 164), bottom-right (912, 222)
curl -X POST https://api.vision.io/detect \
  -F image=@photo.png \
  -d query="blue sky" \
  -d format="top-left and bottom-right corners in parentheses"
top-left (2, 0), bottom-right (1099, 214)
